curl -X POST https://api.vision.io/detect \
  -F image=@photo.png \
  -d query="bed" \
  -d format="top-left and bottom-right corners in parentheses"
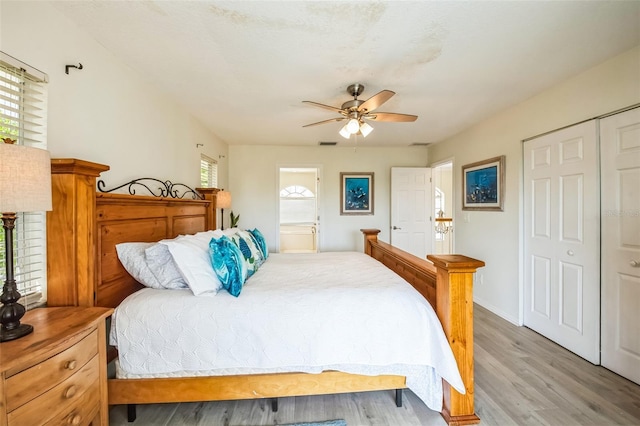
top-left (45, 158), bottom-right (484, 425)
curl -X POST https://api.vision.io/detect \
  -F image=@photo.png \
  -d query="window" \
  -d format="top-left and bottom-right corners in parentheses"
top-left (279, 185), bottom-right (314, 198)
top-left (0, 52), bottom-right (48, 307)
top-left (279, 185), bottom-right (316, 224)
top-left (200, 154), bottom-right (218, 187)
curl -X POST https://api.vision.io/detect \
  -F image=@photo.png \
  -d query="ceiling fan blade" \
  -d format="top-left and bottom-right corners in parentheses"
top-left (366, 112), bottom-right (418, 122)
top-left (358, 90), bottom-right (395, 112)
top-left (302, 101), bottom-right (343, 113)
top-left (302, 117), bottom-right (345, 127)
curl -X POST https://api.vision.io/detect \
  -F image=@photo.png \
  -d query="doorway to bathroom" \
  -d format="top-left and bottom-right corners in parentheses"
top-left (278, 167), bottom-right (319, 253)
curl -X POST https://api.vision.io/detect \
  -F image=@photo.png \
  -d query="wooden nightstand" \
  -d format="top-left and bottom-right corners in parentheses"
top-left (0, 307), bottom-right (112, 426)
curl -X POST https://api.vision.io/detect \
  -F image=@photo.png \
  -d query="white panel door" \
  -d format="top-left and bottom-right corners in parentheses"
top-left (601, 107), bottom-right (640, 385)
top-left (523, 121), bottom-right (600, 363)
top-left (391, 167), bottom-right (432, 259)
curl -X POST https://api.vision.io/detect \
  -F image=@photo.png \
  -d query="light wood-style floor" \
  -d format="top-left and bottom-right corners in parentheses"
top-left (109, 304), bottom-right (640, 425)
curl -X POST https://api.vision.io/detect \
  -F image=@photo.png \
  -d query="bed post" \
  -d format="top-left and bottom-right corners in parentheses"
top-left (196, 187), bottom-right (220, 230)
top-left (427, 254), bottom-right (484, 426)
top-left (47, 159), bottom-right (110, 307)
top-left (361, 230), bottom-right (484, 425)
top-left (361, 228), bottom-right (380, 256)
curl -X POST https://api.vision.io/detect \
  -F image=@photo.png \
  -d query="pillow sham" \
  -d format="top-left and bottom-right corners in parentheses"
top-left (209, 235), bottom-right (248, 297)
top-left (160, 230), bottom-right (224, 296)
top-left (248, 228), bottom-right (269, 259)
top-left (115, 242), bottom-right (164, 289)
top-left (145, 243), bottom-right (188, 289)
top-left (230, 229), bottom-right (264, 277)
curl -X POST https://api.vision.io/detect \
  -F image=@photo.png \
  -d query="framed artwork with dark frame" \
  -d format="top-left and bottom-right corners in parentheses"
top-left (340, 172), bottom-right (374, 215)
top-left (462, 155), bottom-right (505, 211)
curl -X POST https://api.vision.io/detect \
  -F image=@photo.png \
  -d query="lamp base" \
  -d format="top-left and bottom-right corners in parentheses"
top-left (0, 322), bottom-right (33, 342)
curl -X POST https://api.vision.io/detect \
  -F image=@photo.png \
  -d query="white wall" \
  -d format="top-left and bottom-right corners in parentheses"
top-left (229, 145), bottom-right (429, 253)
top-left (428, 46), bottom-right (640, 324)
top-left (0, 1), bottom-right (228, 189)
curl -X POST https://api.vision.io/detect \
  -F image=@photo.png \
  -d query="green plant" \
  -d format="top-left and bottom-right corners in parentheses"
top-left (230, 211), bottom-right (240, 228)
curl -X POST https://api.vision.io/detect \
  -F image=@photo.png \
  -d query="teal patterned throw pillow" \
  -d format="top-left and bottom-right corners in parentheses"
top-left (249, 228), bottom-right (268, 259)
top-left (209, 235), bottom-right (247, 297)
top-left (231, 230), bottom-right (264, 277)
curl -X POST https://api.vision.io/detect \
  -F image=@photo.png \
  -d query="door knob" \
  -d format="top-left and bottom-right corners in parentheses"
top-left (631, 260), bottom-right (640, 267)
top-left (567, 250), bottom-right (574, 256)
top-left (392, 226), bottom-right (402, 230)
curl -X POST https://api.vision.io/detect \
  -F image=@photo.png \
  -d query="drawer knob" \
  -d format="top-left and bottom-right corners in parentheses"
top-left (64, 385), bottom-right (78, 399)
top-left (65, 360), bottom-right (77, 370)
top-left (67, 413), bottom-right (82, 425)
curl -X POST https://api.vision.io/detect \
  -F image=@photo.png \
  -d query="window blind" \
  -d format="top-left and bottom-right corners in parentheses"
top-left (200, 154), bottom-right (218, 188)
top-left (0, 51), bottom-right (49, 308)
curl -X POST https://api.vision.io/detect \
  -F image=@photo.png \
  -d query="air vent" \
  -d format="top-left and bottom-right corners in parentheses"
top-left (319, 141), bottom-right (337, 146)
top-left (410, 142), bottom-right (431, 146)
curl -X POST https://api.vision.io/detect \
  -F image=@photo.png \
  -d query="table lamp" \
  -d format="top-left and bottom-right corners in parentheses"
top-left (0, 141), bottom-right (52, 342)
top-left (217, 190), bottom-right (231, 229)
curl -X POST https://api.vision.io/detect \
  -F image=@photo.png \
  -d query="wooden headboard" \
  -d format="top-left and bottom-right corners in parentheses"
top-left (46, 159), bottom-right (219, 308)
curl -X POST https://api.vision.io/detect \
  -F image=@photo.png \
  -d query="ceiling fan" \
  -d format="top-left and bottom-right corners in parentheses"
top-left (302, 83), bottom-right (418, 139)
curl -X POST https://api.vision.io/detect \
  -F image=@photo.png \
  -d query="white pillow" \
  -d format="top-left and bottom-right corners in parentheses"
top-left (145, 243), bottom-right (188, 289)
top-left (223, 227), bottom-right (239, 237)
top-left (115, 242), bottom-right (163, 289)
top-left (115, 242), bottom-right (187, 290)
top-left (160, 230), bottom-right (224, 296)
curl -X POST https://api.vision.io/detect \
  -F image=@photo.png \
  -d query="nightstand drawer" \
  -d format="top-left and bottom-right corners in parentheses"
top-left (5, 329), bottom-right (98, 412)
top-left (7, 355), bottom-right (99, 426)
top-left (43, 382), bottom-right (100, 426)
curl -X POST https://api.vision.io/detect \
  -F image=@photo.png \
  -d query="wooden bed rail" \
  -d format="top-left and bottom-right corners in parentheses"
top-left (361, 229), bottom-right (484, 425)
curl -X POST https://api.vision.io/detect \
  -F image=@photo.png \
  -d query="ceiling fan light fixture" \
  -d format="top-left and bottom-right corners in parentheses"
top-left (339, 125), bottom-right (351, 139)
top-left (304, 84), bottom-right (417, 139)
top-left (346, 118), bottom-right (360, 134)
top-left (359, 122), bottom-right (373, 137)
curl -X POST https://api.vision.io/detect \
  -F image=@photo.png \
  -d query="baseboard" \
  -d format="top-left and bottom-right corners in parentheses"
top-left (473, 297), bottom-right (520, 326)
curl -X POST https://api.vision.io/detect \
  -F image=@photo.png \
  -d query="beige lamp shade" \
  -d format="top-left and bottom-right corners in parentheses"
top-left (216, 190), bottom-right (232, 209)
top-left (0, 143), bottom-right (52, 213)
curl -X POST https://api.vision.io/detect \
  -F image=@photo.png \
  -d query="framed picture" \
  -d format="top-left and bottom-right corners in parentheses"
top-left (462, 155), bottom-right (505, 211)
top-left (340, 172), bottom-right (374, 215)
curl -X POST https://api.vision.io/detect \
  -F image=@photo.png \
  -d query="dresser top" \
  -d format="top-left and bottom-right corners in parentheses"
top-left (0, 307), bottom-right (112, 373)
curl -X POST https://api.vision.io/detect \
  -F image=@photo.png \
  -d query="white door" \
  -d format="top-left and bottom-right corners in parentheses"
top-left (391, 167), bottom-right (432, 258)
top-left (601, 107), bottom-right (640, 384)
top-left (523, 121), bottom-right (600, 364)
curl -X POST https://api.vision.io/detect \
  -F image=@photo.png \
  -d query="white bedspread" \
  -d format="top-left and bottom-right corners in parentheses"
top-left (110, 252), bottom-right (464, 411)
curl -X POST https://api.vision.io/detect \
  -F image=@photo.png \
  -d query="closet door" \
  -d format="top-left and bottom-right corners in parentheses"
top-left (523, 121), bottom-right (600, 363)
top-left (601, 107), bottom-right (640, 385)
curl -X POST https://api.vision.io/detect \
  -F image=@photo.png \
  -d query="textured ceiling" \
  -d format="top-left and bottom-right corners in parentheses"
top-left (51, 1), bottom-right (640, 147)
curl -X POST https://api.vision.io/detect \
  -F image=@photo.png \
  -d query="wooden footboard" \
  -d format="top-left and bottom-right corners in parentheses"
top-left (362, 229), bottom-right (484, 425)
top-left (46, 159), bottom-right (484, 426)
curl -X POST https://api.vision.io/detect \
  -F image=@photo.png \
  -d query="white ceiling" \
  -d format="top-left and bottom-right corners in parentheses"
top-left (50, 1), bottom-right (640, 147)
